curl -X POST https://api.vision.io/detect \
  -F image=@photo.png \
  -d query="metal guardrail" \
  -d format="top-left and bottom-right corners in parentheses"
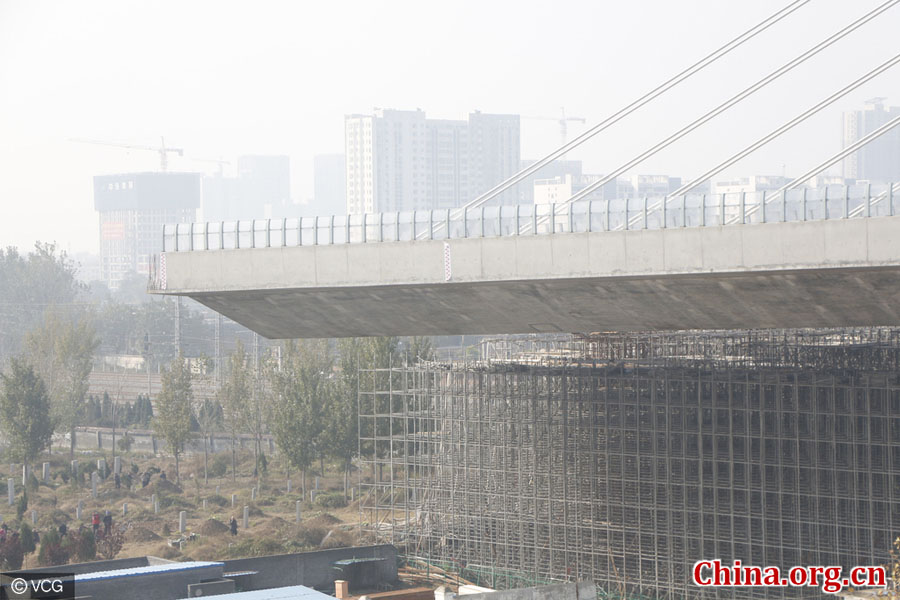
top-left (162, 183), bottom-right (898, 253)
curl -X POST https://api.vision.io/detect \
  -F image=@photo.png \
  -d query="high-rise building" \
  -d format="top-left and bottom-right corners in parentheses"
top-left (94, 172), bottom-right (200, 289)
top-left (310, 154), bottom-right (347, 216)
top-left (842, 98), bottom-right (900, 182)
top-left (517, 159), bottom-right (583, 204)
top-left (345, 109), bottom-right (520, 214)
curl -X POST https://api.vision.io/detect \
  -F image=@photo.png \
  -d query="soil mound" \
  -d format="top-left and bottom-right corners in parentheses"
top-left (129, 527), bottom-right (162, 542)
top-left (307, 513), bottom-right (341, 528)
top-left (198, 518), bottom-right (230, 535)
top-left (138, 479), bottom-right (183, 496)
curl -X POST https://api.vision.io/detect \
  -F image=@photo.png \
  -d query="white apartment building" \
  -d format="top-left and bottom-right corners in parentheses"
top-left (345, 109), bottom-right (519, 214)
top-left (842, 98), bottom-right (900, 183)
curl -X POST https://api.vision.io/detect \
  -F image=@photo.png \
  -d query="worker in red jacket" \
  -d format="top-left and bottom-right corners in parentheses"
top-left (92, 512), bottom-right (101, 535)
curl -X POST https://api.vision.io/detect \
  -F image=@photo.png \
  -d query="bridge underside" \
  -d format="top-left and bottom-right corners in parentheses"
top-left (182, 265), bottom-right (900, 338)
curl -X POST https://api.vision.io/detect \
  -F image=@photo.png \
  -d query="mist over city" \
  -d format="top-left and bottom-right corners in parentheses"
top-left (1, 1), bottom-right (900, 599)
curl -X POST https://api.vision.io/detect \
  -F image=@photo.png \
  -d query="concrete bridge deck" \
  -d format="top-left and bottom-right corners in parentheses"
top-left (151, 214), bottom-right (900, 338)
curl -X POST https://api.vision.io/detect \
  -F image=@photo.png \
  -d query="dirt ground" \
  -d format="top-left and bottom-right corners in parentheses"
top-left (6, 449), bottom-right (364, 567)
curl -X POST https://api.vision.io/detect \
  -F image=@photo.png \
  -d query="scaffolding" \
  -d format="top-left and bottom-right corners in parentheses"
top-left (359, 329), bottom-right (900, 599)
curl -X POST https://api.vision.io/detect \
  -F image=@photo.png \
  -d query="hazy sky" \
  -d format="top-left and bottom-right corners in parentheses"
top-left (1, 0), bottom-right (898, 255)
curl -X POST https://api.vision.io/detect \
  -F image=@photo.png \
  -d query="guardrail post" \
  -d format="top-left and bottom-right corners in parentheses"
top-left (362, 214), bottom-right (367, 243)
top-left (865, 183), bottom-right (871, 218)
top-left (606, 199), bottom-right (611, 231)
top-left (642, 196), bottom-right (648, 229)
top-left (412, 211), bottom-right (417, 240)
top-left (329, 215), bottom-right (335, 244)
top-left (719, 193), bottom-right (725, 225)
top-left (532, 206), bottom-right (537, 235)
top-left (189, 223), bottom-right (194, 251)
top-left (567, 204), bottom-right (573, 233)
top-left (236, 221), bottom-right (240, 249)
top-left (480, 206), bottom-right (485, 237)
top-left (463, 208), bottom-right (468, 238)
top-left (446, 208), bottom-right (451, 238)
top-left (843, 186), bottom-right (849, 219)
top-left (251, 220), bottom-right (256, 248)
top-left (515, 205), bottom-right (521, 235)
top-left (587, 201), bottom-right (593, 233)
top-left (429, 210), bottom-right (434, 240)
top-left (266, 219), bottom-right (271, 247)
top-left (550, 203), bottom-right (556, 234)
top-left (313, 217), bottom-right (319, 245)
top-left (699, 194), bottom-right (705, 227)
top-left (661, 198), bottom-right (667, 229)
top-left (681, 195), bottom-right (687, 227)
top-left (891, 184), bottom-right (895, 217)
top-left (802, 189), bottom-right (807, 221)
top-left (739, 192), bottom-right (745, 225)
top-left (394, 211), bottom-right (399, 241)
top-left (762, 192), bottom-right (767, 223)
top-left (345, 215), bottom-right (351, 243)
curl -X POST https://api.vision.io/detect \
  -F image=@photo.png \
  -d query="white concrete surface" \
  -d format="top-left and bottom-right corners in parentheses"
top-left (153, 216), bottom-right (900, 336)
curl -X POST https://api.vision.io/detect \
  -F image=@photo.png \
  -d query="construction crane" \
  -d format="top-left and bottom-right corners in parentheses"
top-left (69, 136), bottom-right (184, 171)
top-left (523, 108), bottom-right (587, 146)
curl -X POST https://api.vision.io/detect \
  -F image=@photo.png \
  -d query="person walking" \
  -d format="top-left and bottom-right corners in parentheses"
top-left (114, 473), bottom-right (121, 489)
top-left (91, 512), bottom-right (100, 535)
top-left (103, 511), bottom-right (112, 536)
top-left (229, 515), bottom-right (238, 536)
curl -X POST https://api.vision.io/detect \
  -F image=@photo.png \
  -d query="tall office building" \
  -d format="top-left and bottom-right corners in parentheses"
top-left (842, 98), bottom-right (900, 182)
top-left (94, 172), bottom-right (200, 289)
top-left (345, 109), bottom-right (520, 214)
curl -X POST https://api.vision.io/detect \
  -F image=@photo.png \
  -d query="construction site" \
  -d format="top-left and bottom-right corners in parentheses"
top-left (359, 328), bottom-right (900, 599)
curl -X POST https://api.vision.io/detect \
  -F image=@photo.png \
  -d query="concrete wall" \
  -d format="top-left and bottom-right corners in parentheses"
top-left (9, 556), bottom-right (154, 576)
top-left (222, 544), bottom-right (397, 592)
top-left (56, 427), bottom-right (276, 456)
top-left (461, 582), bottom-right (597, 600)
top-left (155, 216), bottom-right (900, 336)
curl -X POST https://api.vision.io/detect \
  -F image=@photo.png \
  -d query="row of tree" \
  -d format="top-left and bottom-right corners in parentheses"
top-left (153, 336), bottom-right (433, 490)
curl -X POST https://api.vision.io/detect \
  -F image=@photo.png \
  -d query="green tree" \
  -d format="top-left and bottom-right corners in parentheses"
top-left (219, 341), bottom-right (251, 481)
top-left (268, 339), bottom-right (334, 492)
top-left (153, 353), bottom-right (194, 484)
top-left (25, 309), bottom-right (99, 458)
top-left (0, 359), bottom-right (54, 473)
top-left (405, 336), bottom-right (435, 363)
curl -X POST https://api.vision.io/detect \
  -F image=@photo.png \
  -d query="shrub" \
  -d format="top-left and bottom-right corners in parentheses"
top-left (38, 529), bottom-right (69, 566)
top-left (314, 492), bottom-right (347, 509)
top-left (130, 462), bottom-right (139, 475)
top-left (208, 454), bottom-right (228, 478)
top-left (16, 490), bottom-right (27, 520)
top-left (258, 453), bottom-right (268, 475)
top-left (19, 523), bottom-right (36, 554)
top-left (95, 527), bottom-right (125, 560)
top-left (64, 528), bottom-right (96, 562)
top-left (0, 536), bottom-right (24, 570)
top-left (27, 473), bottom-right (40, 492)
top-left (206, 494), bottom-right (229, 508)
top-left (118, 433), bottom-right (133, 452)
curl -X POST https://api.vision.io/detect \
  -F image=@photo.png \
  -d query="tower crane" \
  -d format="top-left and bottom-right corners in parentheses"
top-left (523, 108), bottom-right (587, 146)
top-left (69, 136), bottom-right (184, 171)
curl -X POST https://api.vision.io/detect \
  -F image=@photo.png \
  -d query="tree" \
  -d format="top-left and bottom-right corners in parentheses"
top-left (25, 309), bottom-right (99, 458)
top-left (197, 397), bottom-right (224, 484)
top-left (219, 341), bottom-right (251, 481)
top-left (0, 359), bottom-right (54, 472)
top-left (405, 336), bottom-right (435, 363)
top-left (0, 243), bottom-right (83, 364)
top-left (153, 353), bottom-right (194, 484)
top-left (268, 339), bottom-right (334, 492)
